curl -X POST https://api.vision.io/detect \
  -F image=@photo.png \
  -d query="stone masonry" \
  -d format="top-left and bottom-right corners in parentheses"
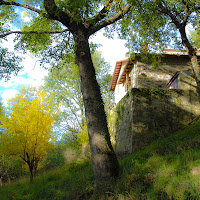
top-left (110, 88), bottom-right (200, 155)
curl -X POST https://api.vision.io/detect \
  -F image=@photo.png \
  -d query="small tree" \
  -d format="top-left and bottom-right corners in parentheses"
top-left (1, 87), bottom-right (57, 183)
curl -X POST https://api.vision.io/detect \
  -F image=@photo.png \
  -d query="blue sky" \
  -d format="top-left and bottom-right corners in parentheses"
top-left (0, 73), bottom-right (36, 99)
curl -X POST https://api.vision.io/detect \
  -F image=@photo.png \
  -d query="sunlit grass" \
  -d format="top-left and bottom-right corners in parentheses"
top-left (1, 118), bottom-right (200, 199)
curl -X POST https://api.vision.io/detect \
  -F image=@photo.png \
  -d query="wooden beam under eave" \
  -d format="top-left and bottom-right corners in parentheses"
top-left (118, 61), bottom-right (134, 84)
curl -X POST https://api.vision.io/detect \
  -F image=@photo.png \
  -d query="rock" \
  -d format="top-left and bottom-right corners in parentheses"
top-left (191, 167), bottom-right (200, 175)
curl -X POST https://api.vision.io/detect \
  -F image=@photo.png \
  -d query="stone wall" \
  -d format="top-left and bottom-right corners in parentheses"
top-left (130, 54), bottom-right (193, 89)
top-left (110, 88), bottom-right (200, 155)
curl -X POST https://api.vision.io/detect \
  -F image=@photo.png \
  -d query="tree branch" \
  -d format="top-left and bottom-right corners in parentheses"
top-left (43, 0), bottom-right (73, 29)
top-left (88, 4), bottom-right (131, 36)
top-left (157, 1), bottom-right (181, 29)
top-left (0, 0), bottom-right (50, 19)
top-left (86, 0), bottom-right (114, 28)
top-left (181, 0), bottom-right (191, 27)
top-left (0, 29), bottom-right (69, 38)
top-left (84, 4), bottom-right (89, 25)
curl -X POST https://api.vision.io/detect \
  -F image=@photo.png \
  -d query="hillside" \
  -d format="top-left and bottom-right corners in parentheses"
top-left (1, 118), bottom-right (200, 200)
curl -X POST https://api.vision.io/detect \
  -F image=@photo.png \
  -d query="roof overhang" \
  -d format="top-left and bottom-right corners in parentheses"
top-left (110, 49), bottom-right (200, 91)
top-left (118, 60), bottom-right (134, 84)
top-left (109, 59), bottom-right (128, 91)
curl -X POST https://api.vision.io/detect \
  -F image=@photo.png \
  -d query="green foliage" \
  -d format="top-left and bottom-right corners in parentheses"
top-left (191, 28), bottom-right (200, 49)
top-left (140, 52), bottom-right (163, 69)
top-left (43, 145), bottom-right (65, 170)
top-left (116, 0), bottom-right (200, 53)
top-left (0, 155), bottom-right (25, 185)
top-left (43, 53), bottom-right (84, 135)
top-left (0, 5), bottom-right (17, 33)
top-left (20, 16), bottom-right (62, 55)
top-left (0, 47), bottom-right (22, 80)
top-left (59, 124), bottom-right (90, 160)
top-left (0, 4), bottom-right (22, 79)
top-left (43, 51), bottom-right (113, 135)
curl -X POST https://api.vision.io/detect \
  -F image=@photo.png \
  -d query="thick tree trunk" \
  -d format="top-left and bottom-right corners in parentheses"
top-left (179, 26), bottom-right (200, 96)
top-left (190, 54), bottom-right (200, 96)
top-left (72, 29), bottom-right (119, 183)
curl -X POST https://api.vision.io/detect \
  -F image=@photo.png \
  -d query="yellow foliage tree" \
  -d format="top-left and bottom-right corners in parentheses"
top-left (0, 87), bottom-right (58, 183)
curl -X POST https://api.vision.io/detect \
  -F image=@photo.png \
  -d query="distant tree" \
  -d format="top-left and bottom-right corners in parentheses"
top-left (0, 87), bottom-right (58, 183)
top-left (44, 51), bottom-right (113, 136)
top-left (120, 0), bottom-right (200, 95)
top-left (191, 28), bottom-right (200, 49)
top-left (0, 154), bottom-right (24, 186)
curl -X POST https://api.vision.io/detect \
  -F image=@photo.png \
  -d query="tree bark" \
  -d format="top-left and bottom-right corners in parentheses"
top-left (30, 169), bottom-right (33, 184)
top-left (0, 176), bottom-right (2, 186)
top-left (179, 26), bottom-right (200, 96)
top-left (73, 29), bottom-right (119, 183)
top-left (190, 54), bottom-right (200, 96)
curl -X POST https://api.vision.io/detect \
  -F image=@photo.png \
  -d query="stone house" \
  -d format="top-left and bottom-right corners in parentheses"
top-left (110, 49), bottom-right (200, 104)
top-left (109, 49), bottom-right (200, 155)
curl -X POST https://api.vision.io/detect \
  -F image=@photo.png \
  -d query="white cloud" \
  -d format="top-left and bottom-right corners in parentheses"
top-left (0, 50), bottom-right (49, 104)
top-left (186, 24), bottom-right (195, 37)
top-left (21, 10), bottom-right (32, 22)
top-left (1, 35), bottom-right (16, 50)
top-left (91, 31), bottom-right (128, 72)
top-left (1, 89), bottom-right (18, 105)
top-left (20, 54), bottom-right (49, 84)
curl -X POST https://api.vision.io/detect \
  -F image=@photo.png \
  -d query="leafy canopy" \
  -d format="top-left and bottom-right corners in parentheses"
top-left (115, 0), bottom-right (200, 52)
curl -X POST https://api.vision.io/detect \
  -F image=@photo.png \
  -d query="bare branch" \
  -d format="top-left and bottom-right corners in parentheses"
top-left (86, 0), bottom-right (114, 27)
top-left (181, 0), bottom-right (192, 26)
top-left (0, 29), bottom-right (69, 38)
top-left (157, 0), bottom-right (192, 29)
top-left (0, 0), bottom-right (50, 18)
top-left (84, 4), bottom-right (89, 26)
top-left (157, 1), bottom-right (181, 29)
top-left (88, 4), bottom-right (131, 36)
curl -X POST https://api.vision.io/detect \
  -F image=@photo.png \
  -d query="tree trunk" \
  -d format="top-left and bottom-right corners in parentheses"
top-left (0, 176), bottom-right (2, 186)
top-left (179, 26), bottom-right (200, 96)
top-left (72, 29), bottom-right (119, 183)
top-left (190, 54), bottom-right (200, 96)
top-left (29, 166), bottom-right (34, 184)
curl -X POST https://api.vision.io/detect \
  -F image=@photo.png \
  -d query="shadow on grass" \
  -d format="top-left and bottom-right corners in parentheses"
top-left (1, 119), bottom-right (200, 200)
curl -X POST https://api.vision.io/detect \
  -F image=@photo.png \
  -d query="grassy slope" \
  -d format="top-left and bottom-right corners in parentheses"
top-left (1, 118), bottom-right (200, 200)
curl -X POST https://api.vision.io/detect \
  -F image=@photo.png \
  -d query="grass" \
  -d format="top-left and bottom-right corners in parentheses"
top-left (1, 118), bottom-right (200, 200)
